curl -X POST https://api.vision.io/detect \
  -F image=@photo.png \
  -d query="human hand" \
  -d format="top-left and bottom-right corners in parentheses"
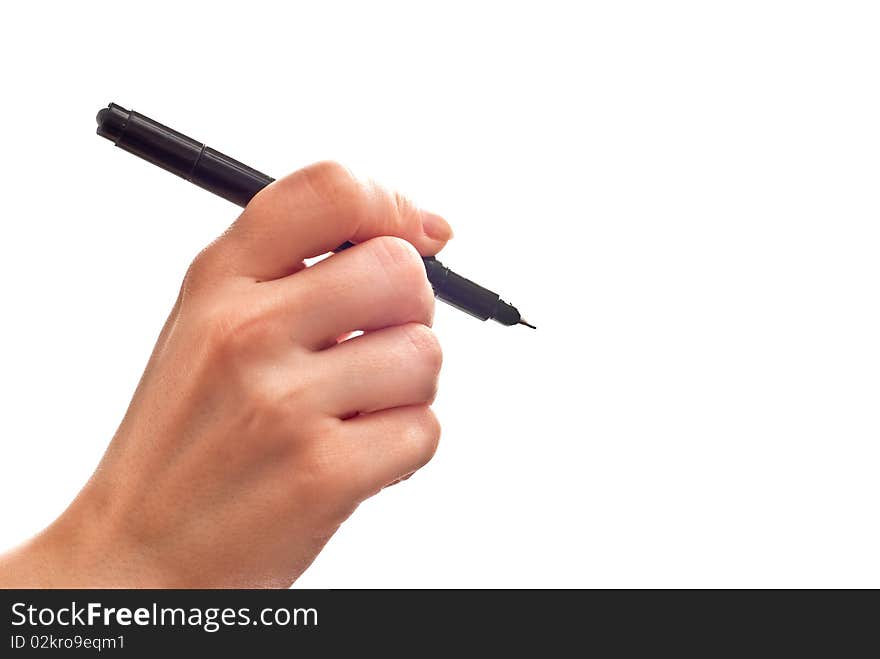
top-left (0, 161), bottom-right (453, 587)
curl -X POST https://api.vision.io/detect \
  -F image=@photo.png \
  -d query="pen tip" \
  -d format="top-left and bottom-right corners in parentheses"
top-left (518, 318), bottom-right (537, 329)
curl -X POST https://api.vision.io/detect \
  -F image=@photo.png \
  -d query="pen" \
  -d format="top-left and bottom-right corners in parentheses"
top-left (95, 103), bottom-right (535, 329)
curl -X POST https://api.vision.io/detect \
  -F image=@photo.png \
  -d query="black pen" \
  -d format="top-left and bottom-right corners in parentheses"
top-left (95, 103), bottom-right (535, 329)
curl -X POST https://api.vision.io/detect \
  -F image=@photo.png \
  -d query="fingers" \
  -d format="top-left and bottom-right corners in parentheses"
top-left (205, 161), bottom-right (453, 281)
top-left (316, 323), bottom-right (442, 418)
top-left (329, 405), bottom-right (441, 499)
top-left (267, 235), bottom-right (435, 350)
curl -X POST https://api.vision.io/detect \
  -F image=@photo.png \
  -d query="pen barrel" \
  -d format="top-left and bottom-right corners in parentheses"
top-left (193, 148), bottom-right (274, 207)
top-left (424, 257), bottom-right (499, 321)
top-left (97, 103), bottom-right (273, 207)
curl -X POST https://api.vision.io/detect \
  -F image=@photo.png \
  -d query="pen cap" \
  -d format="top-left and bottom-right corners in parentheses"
top-left (96, 103), bottom-right (273, 207)
top-left (97, 104), bottom-right (203, 179)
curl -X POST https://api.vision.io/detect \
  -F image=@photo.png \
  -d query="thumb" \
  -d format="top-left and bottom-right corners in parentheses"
top-left (205, 160), bottom-right (453, 282)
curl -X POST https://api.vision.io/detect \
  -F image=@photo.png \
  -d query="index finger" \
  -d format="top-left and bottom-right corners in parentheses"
top-left (210, 161), bottom-right (453, 281)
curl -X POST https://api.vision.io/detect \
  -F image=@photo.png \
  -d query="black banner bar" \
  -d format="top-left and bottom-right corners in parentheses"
top-left (1, 589), bottom-right (874, 653)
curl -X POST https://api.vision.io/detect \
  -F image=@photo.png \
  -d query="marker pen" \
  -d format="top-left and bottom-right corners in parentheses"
top-left (96, 103), bottom-right (534, 328)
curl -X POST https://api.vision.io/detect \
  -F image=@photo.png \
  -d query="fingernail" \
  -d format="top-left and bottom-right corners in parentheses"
top-left (421, 211), bottom-right (454, 241)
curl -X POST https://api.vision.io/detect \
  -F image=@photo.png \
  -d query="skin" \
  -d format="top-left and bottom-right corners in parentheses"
top-left (0, 161), bottom-right (454, 588)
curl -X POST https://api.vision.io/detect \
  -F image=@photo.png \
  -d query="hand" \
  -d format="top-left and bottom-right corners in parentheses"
top-left (0, 161), bottom-right (454, 587)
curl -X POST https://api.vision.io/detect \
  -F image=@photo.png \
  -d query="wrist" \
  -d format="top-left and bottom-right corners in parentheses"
top-left (0, 484), bottom-right (175, 588)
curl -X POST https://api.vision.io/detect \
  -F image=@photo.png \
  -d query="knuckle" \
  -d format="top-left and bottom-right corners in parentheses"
top-left (199, 302), bottom-right (276, 359)
top-left (368, 236), bottom-right (431, 293)
top-left (183, 246), bottom-right (216, 291)
top-left (391, 190), bottom-right (419, 222)
top-left (400, 323), bottom-right (443, 375)
top-left (245, 376), bottom-right (285, 421)
top-left (300, 160), bottom-right (362, 206)
top-left (297, 440), bottom-right (360, 507)
top-left (197, 304), bottom-right (238, 349)
top-left (369, 235), bottom-right (422, 271)
top-left (248, 376), bottom-right (316, 454)
top-left (404, 406), bottom-right (442, 467)
top-left (303, 447), bottom-right (341, 488)
top-left (249, 160), bottom-right (365, 233)
top-left (345, 237), bottom-right (435, 325)
top-left (275, 377), bottom-right (312, 420)
top-left (229, 310), bottom-right (276, 347)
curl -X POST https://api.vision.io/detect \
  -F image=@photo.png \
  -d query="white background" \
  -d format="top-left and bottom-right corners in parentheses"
top-left (0, 1), bottom-right (878, 588)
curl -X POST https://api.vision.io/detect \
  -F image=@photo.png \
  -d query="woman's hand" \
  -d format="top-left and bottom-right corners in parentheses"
top-left (0, 161), bottom-right (453, 587)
